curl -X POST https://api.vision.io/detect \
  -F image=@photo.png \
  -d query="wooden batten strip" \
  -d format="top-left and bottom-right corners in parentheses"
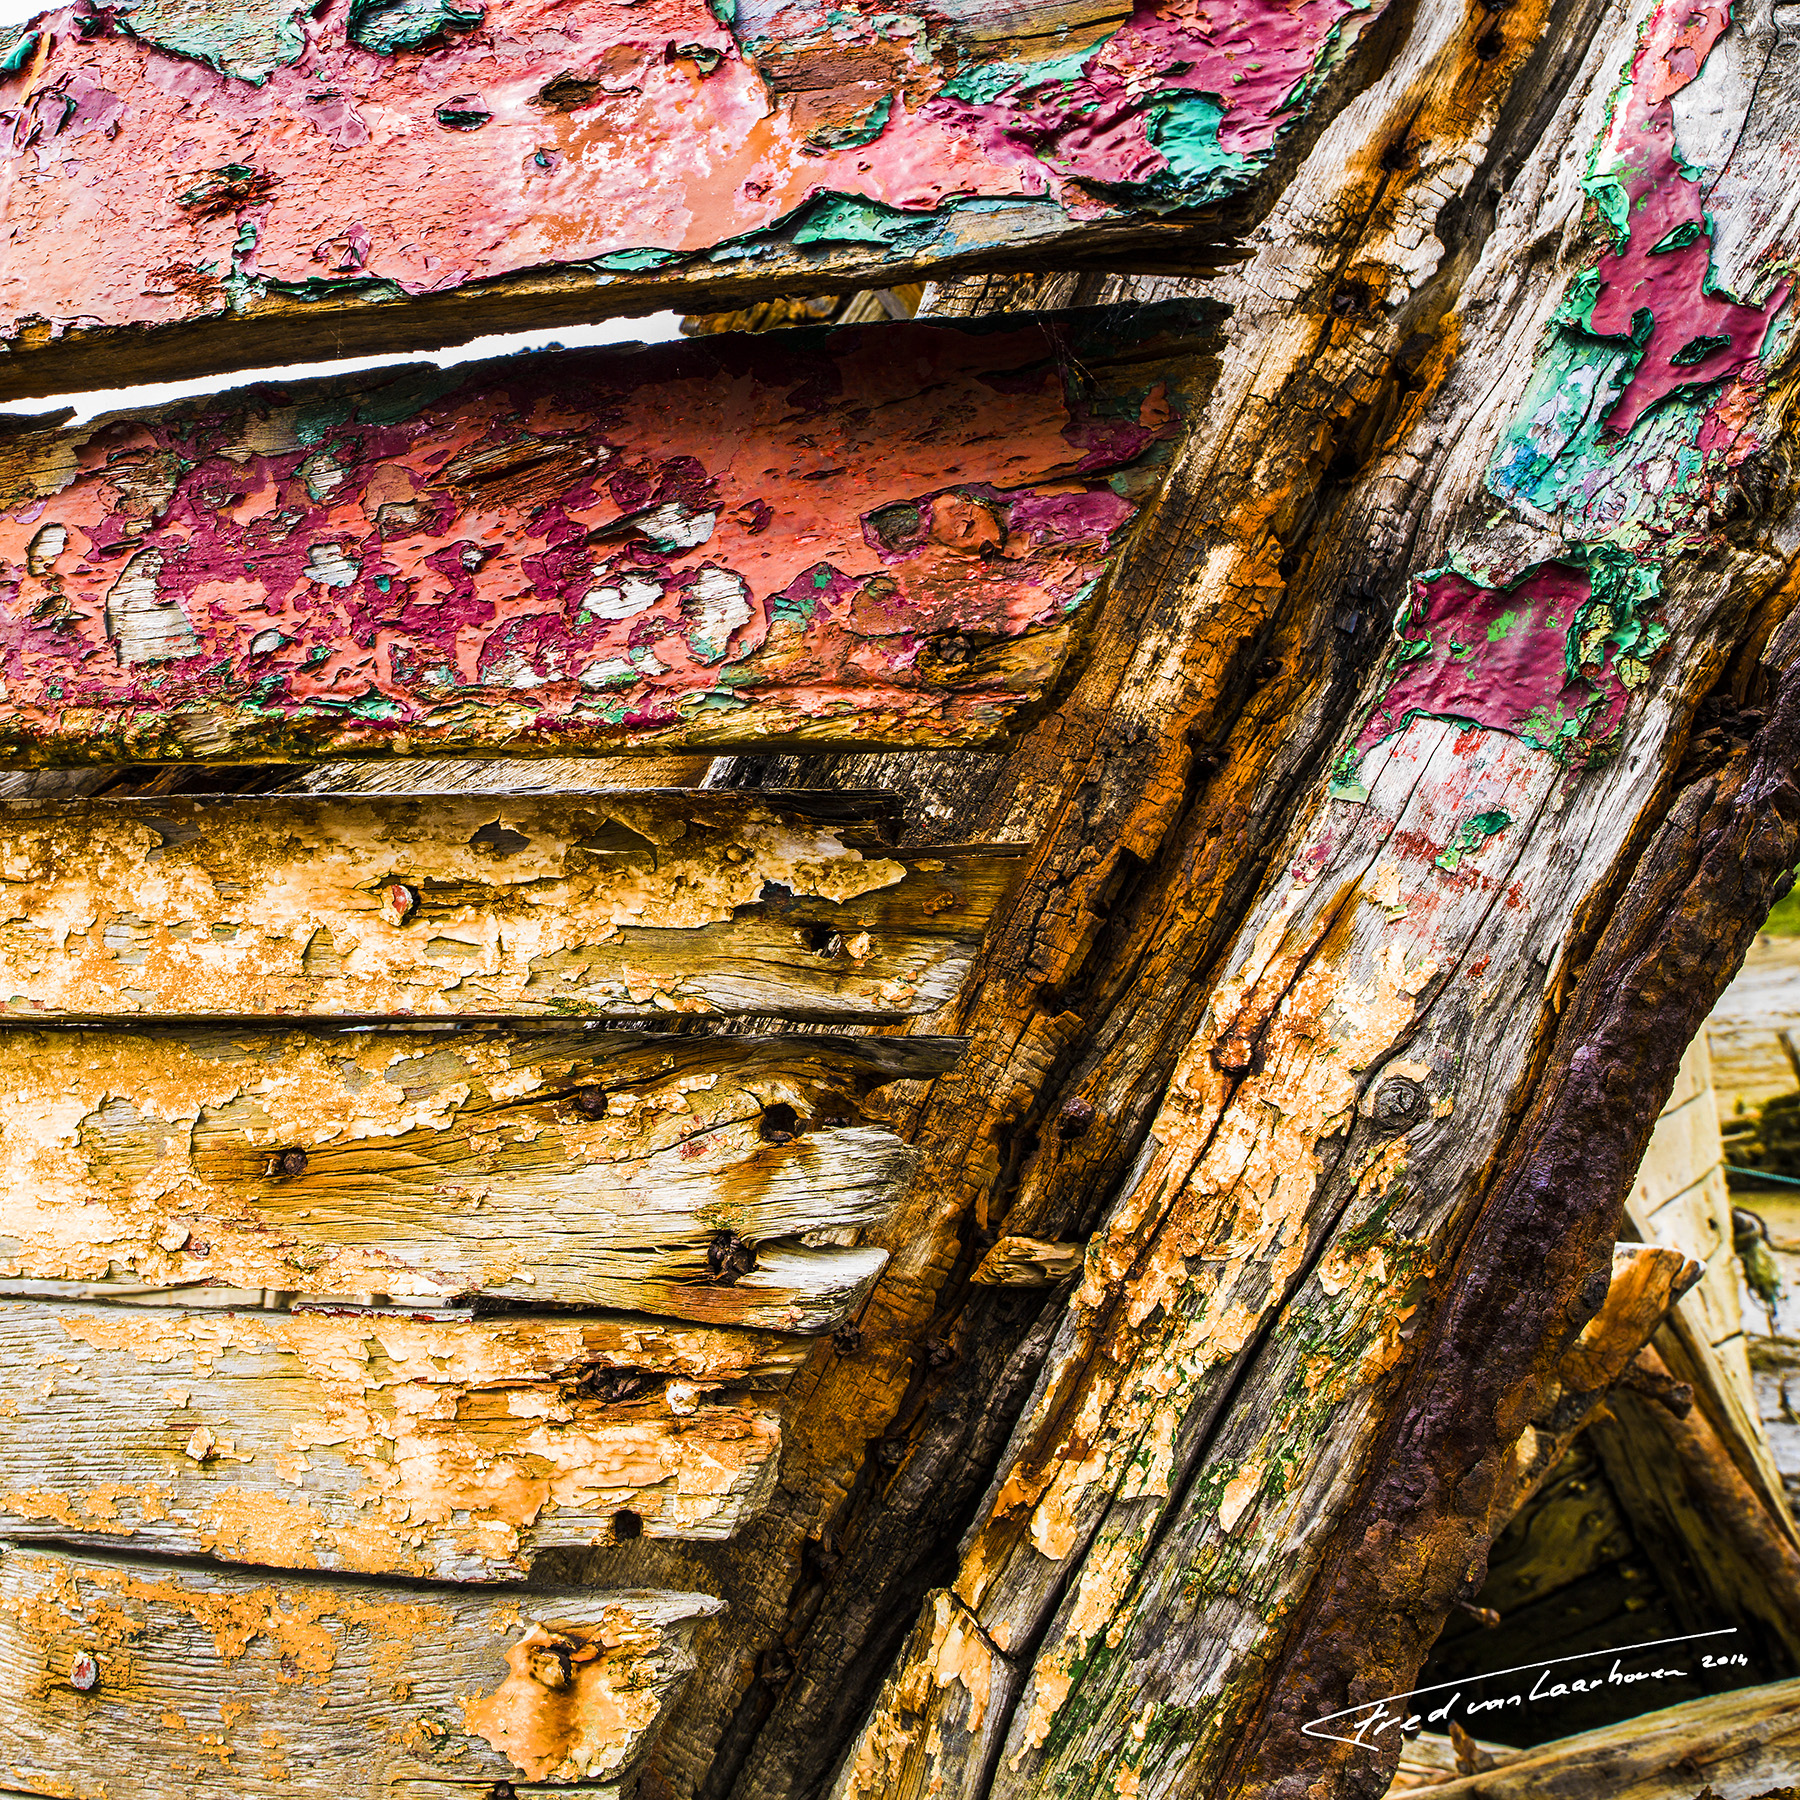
top-left (0, 790), bottom-right (1019, 1022)
top-left (0, 1025), bottom-right (955, 1330)
top-left (0, 1302), bottom-right (803, 1580)
top-left (0, 0), bottom-right (1252, 400)
top-left (0, 1544), bottom-right (720, 1796)
top-left (0, 307), bottom-right (1214, 763)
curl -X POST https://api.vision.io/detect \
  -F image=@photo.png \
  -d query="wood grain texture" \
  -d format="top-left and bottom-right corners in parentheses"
top-left (0, 790), bottom-right (1018, 1021)
top-left (802, 0), bottom-right (1800, 1788)
top-left (0, 1025), bottom-right (958, 1328)
top-left (0, 0), bottom-right (1348, 399)
top-left (0, 1302), bottom-right (806, 1580)
top-left (0, 306), bottom-right (1214, 763)
top-left (1408, 1676), bottom-right (1800, 1798)
top-left (0, 1544), bottom-right (721, 1794)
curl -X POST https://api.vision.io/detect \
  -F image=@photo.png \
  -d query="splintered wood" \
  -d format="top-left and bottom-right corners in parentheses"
top-left (0, 1544), bottom-right (721, 1796)
top-left (0, 1024), bottom-right (953, 1328)
top-left (0, 1305), bottom-right (807, 1580)
top-left (0, 0), bottom-right (1333, 397)
top-left (0, 791), bottom-right (1018, 1021)
top-left (0, 307), bottom-right (1213, 763)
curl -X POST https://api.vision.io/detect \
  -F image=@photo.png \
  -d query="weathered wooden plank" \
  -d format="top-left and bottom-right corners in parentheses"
top-left (1404, 1676), bottom-right (1800, 1797)
top-left (0, 790), bottom-right (1018, 1021)
top-left (0, 1), bottom-right (1349, 399)
top-left (0, 1302), bottom-right (805, 1580)
top-left (0, 1544), bottom-right (720, 1795)
top-left (0, 1024), bottom-right (956, 1329)
top-left (0, 305), bottom-right (1215, 763)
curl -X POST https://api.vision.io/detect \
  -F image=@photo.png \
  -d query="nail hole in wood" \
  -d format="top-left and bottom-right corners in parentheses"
top-left (759, 1103), bottom-right (800, 1143)
top-left (613, 1508), bottom-right (643, 1540)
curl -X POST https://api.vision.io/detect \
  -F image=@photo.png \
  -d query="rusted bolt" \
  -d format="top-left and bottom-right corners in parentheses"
top-left (832, 1322), bottom-right (863, 1356)
top-left (1057, 1096), bottom-right (1096, 1141)
top-left (69, 1650), bottom-right (98, 1692)
top-left (268, 1147), bottom-right (308, 1178)
top-left (612, 1508), bottom-right (643, 1540)
top-left (758, 1102), bottom-right (800, 1144)
top-left (571, 1085), bottom-right (608, 1120)
top-left (1371, 1077), bottom-right (1425, 1127)
top-left (707, 1231), bottom-right (757, 1284)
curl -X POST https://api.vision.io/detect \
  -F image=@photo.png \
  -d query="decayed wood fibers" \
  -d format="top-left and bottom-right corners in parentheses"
top-left (0, 0), bottom-right (1349, 400)
top-left (680, 0), bottom-right (1800, 1794)
top-left (0, 307), bottom-right (1214, 763)
top-left (0, 1025), bottom-right (956, 1329)
top-left (0, 1544), bottom-right (720, 1795)
top-left (636, 0), bottom-right (1595, 1785)
top-left (0, 1303), bottom-right (807, 1581)
top-left (0, 791), bottom-right (1018, 1021)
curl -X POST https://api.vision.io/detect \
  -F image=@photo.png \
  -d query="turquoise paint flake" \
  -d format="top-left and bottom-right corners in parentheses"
top-left (0, 31), bottom-right (39, 74)
top-left (793, 194), bottom-right (922, 247)
top-left (594, 248), bottom-right (682, 272)
top-left (1434, 809), bottom-right (1512, 873)
top-left (347, 0), bottom-right (485, 55)
top-left (356, 365), bottom-right (463, 427)
top-left (114, 0), bottom-right (312, 85)
top-left (807, 95), bottom-right (893, 153)
top-left (1145, 93), bottom-right (1254, 194)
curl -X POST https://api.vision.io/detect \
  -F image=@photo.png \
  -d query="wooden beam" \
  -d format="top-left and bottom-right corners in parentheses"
top-left (0, 790), bottom-right (1019, 1021)
top-left (1406, 1675), bottom-right (1800, 1797)
top-left (0, 1543), bottom-right (721, 1796)
top-left (0, 1302), bottom-right (806, 1580)
top-left (0, 1024), bottom-right (958, 1328)
top-left (0, 1), bottom-right (1342, 399)
top-left (0, 305), bottom-right (1216, 763)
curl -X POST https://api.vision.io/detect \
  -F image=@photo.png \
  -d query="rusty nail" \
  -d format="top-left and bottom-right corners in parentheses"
top-left (1057, 1095), bottom-right (1096, 1141)
top-left (69, 1650), bottom-right (98, 1692)
top-left (571, 1085), bottom-right (608, 1119)
top-left (269, 1147), bottom-right (308, 1178)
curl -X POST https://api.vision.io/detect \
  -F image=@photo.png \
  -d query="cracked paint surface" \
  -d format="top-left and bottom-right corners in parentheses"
top-left (0, 306), bottom-right (1206, 761)
top-left (0, 1303), bottom-right (799, 1579)
top-left (1353, 0), bottom-right (1792, 774)
top-left (0, 0), bottom-right (1362, 363)
top-left (0, 792), bottom-right (1014, 1018)
top-left (0, 1544), bottom-right (720, 1793)
top-left (0, 1026), bottom-right (938, 1328)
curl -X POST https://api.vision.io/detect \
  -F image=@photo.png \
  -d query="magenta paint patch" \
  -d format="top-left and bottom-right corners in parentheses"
top-left (0, 307), bottom-right (1200, 761)
top-left (0, 0), bottom-right (1364, 375)
top-left (1582, 0), bottom-right (1778, 437)
top-left (1358, 565), bottom-right (1639, 762)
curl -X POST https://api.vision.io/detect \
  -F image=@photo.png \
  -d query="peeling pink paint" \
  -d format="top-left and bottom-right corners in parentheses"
top-left (0, 0), bottom-right (1362, 359)
top-left (1584, 0), bottom-right (1779, 438)
top-left (1357, 562), bottom-right (1656, 765)
top-left (0, 307), bottom-right (1203, 760)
